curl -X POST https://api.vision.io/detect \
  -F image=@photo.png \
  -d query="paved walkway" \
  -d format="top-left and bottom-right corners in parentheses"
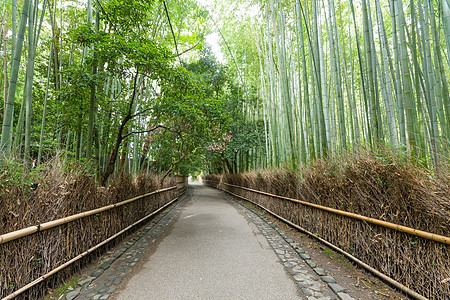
top-left (68, 185), bottom-right (355, 299)
top-left (115, 184), bottom-right (300, 299)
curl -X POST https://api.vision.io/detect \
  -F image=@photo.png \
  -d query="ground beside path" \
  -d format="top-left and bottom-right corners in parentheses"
top-left (62, 184), bottom-right (406, 300)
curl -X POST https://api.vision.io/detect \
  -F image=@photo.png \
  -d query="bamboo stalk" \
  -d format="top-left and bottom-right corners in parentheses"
top-left (396, 0), bottom-right (419, 155)
top-left (2, 14), bottom-right (6, 115)
top-left (37, 43), bottom-right (53, 165)
top-left (444, 0), bottom-right (450, 68)
top-left (223, 183), bottom-right (450, 245)
top-left (24, 0), bottom-right (36, 164)
top-left (2, 195), bottom-right (180, 300)
top-left (0, 0), bottom-right (31, 152)
top-left (0, 186), bottom-right (176, 244)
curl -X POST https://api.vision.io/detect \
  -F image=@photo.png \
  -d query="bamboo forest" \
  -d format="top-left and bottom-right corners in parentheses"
top-left (0, 0), bottom-right (449, 299)
top-left (0, 0), bottom-right (449, 176)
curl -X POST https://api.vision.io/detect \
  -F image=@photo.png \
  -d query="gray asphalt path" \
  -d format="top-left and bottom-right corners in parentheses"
top-left (116, 184), bottom-right (299, 299)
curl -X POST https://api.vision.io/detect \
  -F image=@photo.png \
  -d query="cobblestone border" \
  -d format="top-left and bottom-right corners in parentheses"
top-left (62, 191), bottom-right (191, 300)
top-left (224, 192), bottom-right (355, 300)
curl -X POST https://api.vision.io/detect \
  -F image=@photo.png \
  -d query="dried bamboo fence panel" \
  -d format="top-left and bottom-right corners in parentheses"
top-left (176, 175), bottom-right (189, 196)
top-left (203, 163), bottom-right (450, 299)
top-left (0, 174), bottom-right (178, 299)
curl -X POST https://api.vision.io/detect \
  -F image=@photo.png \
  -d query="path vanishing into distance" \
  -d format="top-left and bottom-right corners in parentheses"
top-left (115, 184), bottom-right (300, 299)
top-left (68, 185), bottom-right (402, 300)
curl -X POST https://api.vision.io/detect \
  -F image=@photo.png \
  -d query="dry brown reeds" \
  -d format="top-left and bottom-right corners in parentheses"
top-left (0, 157), bottom-right (176, 299)
top-left (204, 151), bottom-right (450, 299)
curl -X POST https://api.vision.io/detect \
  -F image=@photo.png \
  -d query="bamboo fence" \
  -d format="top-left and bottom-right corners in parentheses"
top-left (222, 183), bottom-right (449, 245)
top-left (0, 176), bottom-right (188, 299)
top-left (203, 172), bottom-right (450, 299)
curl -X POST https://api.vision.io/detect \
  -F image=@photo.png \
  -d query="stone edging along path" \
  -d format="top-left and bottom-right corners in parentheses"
top-left (223, 192), bottom-right (355, 300)
top-left (63, 186), bottom-right (354, 300)
top-left (63, 191), bottom-right (189, 300)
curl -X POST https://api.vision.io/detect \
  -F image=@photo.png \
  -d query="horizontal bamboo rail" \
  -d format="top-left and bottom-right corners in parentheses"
top-left (220, 187), bottom-right (427, 300)
top-left (223, 183), bottom-right (450, 245)
top-left (2, 195), bottom-right (180, 300)
top-left (0, 186), bottom-right (176, 245)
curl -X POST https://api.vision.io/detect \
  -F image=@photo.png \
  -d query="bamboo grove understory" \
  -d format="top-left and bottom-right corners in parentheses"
top-left (214, 0), bottom-right (450, 173)
top-left (0, 0), bottom-right (449, 179)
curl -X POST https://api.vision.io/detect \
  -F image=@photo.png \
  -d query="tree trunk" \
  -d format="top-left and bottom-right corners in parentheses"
top-left (99, 72), bottom-right (139, 186)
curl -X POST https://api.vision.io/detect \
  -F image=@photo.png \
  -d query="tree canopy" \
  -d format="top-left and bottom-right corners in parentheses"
top-left (0, 0), bottom-right (449, 182)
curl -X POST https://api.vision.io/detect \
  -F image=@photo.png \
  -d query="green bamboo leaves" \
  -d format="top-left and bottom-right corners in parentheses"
top-left (1, 0), bottom-right (449, 174)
